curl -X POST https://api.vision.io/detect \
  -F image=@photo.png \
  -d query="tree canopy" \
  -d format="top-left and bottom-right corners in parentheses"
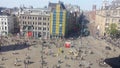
top-left (106, 23), bottom-right (119, 38)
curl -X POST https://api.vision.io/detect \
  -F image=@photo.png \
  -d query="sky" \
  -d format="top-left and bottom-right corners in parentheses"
top-left (0, 0), bottom-right (112, 10)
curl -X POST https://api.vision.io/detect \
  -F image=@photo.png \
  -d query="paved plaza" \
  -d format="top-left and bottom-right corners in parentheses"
top-left (0, 36), bottom-right (120, 68)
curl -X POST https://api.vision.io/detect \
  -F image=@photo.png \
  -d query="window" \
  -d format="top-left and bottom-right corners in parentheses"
top-left (24, 16), bottom-right (26, 19)
top-left (35, 17), bottom-right (37, 20)
top-left (43, 17), bottom-right (46, 20)
top-left (118, 27), bottom-right (120, 29)
top-left (38, 22), bottom-right (41, 25)
top-left (29, 22), bottom-right (32, 25)
top-left (38, 17), bottom-right (41, 20)
top-left (43, 23), bottom-right (46, 25)
top-left (48, 18), bottom-right (49, 20)
top-left (33, 17), bottom-right (34, 20)
top-left (43, 27), bottom-right (46, 30)
top-left (19, 16), bottom-right (21, 19)
top-left (28, 22), bottom-right (30, 24)
top-left (46, 12), bottom-right (48, 14)
top-left (25, 22), bottom-right (26, 24)
top-left (28, 16), bottom-right (29, 19)
top-left (33, 22), bottom-right (34, 25)
top-left (43, 32), bottom-right (46, 35)
top-left (22, 16), bottom-right (24, 19)
top-left (38, 27), bottom-right (41, 30)
top-left (35, 22), bottom-right (37, 25)
top-left (5, 22), bottom-right (6, 25)
top-left (105, 23), bottom-right (109, 26)
top-left (35, 27), bottom-right (37, 30)
top-left (5, 26), bottom-right (7, 30)
top-left (23, 21), bottom-right (24, 24)
top-left (119, 19), bottom-right (120, 22)
top-left (29, 17), bottom-right (31, 19)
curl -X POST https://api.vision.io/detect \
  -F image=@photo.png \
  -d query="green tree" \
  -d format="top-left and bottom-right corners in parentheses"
top-left (106, 23), bottom-right (118, 38)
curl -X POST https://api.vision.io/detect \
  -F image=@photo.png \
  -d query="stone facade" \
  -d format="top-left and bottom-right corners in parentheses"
top-left (95, 0), bottom-right (120, 36)
top-left (18, 8), bottom-right (50, 39)
top-left (0, 15), bottom-right (14, 36)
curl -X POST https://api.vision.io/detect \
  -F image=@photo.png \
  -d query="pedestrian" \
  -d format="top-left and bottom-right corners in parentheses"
top-left (1, 57), bottom-right (4, 61)
top-left (14, 58), bottom-right (17, 66)
top-left (71, 57), bottom-right (73, 60)
top-left (27, 45), bottom-right (30, 50)
top-left (24, 60), bottom-right (27, 68)
top-left (64, 55), bottom-right (67, 59)
top-left (14, 62), bottom-right (17, 66)
top-left (61, 50), bottom-right (64, 53)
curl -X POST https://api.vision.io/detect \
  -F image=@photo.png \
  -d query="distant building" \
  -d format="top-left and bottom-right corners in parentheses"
top-left (65, 4), bottom-right (81, 34)
top-left (49, 1), bottom-right (81, 38)
top-left (87, 5), bottom-right (96, 23)
top-left (0, 14), bottom-right (14, 36)
top-left (48, 2), bottom-right (57, 11)
top-left (65, 4), bottom-right (80, 17)
top-left (95, 0), bottom-right (120, 36)
top-left (49, 2), bottom-right (67, 38)
top-left (18, 8), bottom-right (50, 39)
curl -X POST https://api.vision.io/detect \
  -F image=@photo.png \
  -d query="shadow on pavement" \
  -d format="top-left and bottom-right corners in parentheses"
top-left (104, 56), bottom-right (120, 68)
top-left (0, 43), bottom-right (30, 52)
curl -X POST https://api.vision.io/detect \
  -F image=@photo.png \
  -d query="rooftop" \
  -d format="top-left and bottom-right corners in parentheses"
top-left (19, 8), bottom-right (51, 16)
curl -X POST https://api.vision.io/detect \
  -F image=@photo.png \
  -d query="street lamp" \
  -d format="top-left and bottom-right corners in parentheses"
top-left (78, 11), bottom-right (84, 56)
top-left (0, 36), bottom-right (1, 54)
top-left (41, 39), bottom-right (45, 68)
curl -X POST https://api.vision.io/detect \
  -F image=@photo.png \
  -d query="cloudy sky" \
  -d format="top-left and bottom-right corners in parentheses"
top-left (0, 0), bottom-right (112, 10)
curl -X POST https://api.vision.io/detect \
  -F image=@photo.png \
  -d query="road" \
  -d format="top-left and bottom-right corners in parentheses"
top-left (0, 36), bottom-right (120, 68)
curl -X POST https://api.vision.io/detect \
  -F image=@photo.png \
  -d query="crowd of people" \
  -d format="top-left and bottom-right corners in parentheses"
top-left (102, 36), bottom-right (120, 48)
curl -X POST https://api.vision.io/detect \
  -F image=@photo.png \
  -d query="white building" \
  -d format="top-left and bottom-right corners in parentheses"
top-left (0, 15), bottom-right (14, 36)
top-left (18, 8), bottom-right (50, 39)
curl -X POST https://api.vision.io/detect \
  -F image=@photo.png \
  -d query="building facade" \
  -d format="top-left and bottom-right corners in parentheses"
top-left (49, 1), bottom-right (81, 38)
top-left (65, 4), bottom-right (81, 35)
top-left (18, 8), bottom-right (50, 39)
top-left (50, 3), bottom-right (67, 38)
top-left (95, 0), bottom-right (120, 36)
top-left (0, 15), bottom-right (14, 36)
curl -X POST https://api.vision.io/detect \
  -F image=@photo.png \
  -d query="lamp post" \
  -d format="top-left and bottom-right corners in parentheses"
top-left (41, 39), bottom-right (44, 68)
top-left (79, 11), bottom-right (84, 52)
top-left (0, 36), bottom-right (1, 54)
top-left (78, 22), bottom-right (83, 58)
